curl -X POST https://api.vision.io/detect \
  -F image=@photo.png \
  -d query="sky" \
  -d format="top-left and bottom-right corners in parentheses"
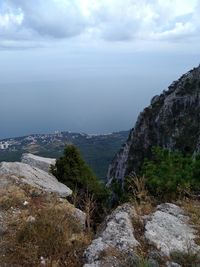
top-left (0, 0), bottom-right (200, 139)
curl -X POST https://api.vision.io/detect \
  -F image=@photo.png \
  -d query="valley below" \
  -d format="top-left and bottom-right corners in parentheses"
top-left (0, 131), bottom-right (129, 181)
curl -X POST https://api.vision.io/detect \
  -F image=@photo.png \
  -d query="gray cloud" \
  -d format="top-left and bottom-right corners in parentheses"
top-left (0, 0), bottom-right (199, 47)
top-left (20, 0), bottom-right (86, 38)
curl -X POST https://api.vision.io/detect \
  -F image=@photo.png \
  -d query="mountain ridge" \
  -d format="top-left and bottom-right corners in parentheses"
top-left (107, 64), bottom-right (200, 184)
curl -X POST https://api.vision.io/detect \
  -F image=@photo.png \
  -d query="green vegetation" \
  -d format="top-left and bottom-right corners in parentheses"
top-left (142, 147), bottom-right (200, 199)
top-left (112, 147), bottom-right (200, 203)
top-left (51, 145), bottom-right (110, 227)
top-left (51, 145), bottom-right (108, 200)
top-left (0, 131), bottom-right (128, 181)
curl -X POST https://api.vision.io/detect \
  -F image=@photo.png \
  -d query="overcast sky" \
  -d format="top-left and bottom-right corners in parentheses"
top-left (0, 0), bottom-right (200, 139)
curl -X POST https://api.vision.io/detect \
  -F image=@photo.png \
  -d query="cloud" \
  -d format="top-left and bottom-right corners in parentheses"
top-left (90, 0), bottom-right (199, 41)
top-left (0, 3), bottom-right (24, 40)
top-left (5, 0), bottom-right (87, 39)
top-left (0, 0), bottom-right (199, 47)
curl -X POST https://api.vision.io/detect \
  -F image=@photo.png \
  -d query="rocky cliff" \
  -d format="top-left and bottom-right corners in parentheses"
top-left (107, 65), bottom-right (200, 184)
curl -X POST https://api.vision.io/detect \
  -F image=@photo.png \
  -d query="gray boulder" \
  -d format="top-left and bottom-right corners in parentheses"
top-left (0, 162), bottom-right (72, 197)
top-left (145, 203), bottom-right (200, 256)
top-left (21, 153), bottom-right (56, 173)
top-left (84, 204), bottom-right (139, 266)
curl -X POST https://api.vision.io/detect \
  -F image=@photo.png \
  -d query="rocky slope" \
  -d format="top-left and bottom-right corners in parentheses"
top-left (84, 202), bottom-right (200, 267)
top-left (1, 155), bottom-right (200, 266)
top-left (107, 65), bottom-right (200, 184)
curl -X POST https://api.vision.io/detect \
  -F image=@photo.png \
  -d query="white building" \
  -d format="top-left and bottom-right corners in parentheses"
top-left (0, 142), bottom-right (9, 150)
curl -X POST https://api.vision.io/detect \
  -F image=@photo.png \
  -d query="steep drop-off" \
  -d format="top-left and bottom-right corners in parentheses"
top-left (107, 65), bottom-right (200, 184)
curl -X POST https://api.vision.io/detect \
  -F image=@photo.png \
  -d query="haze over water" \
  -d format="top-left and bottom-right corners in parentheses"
top-left (0, 0), bottom-right (200, 139)
top-left (1, 52), bottom-right (199, 139)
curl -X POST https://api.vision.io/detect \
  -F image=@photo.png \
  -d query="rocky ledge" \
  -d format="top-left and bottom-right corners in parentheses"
top-left (0, 161), bottom-right (72, 197)
top-left (84, 203), bottom-right (200, 267)
top-left (21, 153), bottom-right (56, 173)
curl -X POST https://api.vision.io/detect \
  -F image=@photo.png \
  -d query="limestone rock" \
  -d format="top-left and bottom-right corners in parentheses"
top-left (145, 203), bottom-right (200, 256)
top-left (21, 153), bottom-right (56, 173)
top-left (0, 162), bottom-right (72, 197)
top-left (84, 204), bottom-right (139, 266)
top-left (73, 207), bottom-right (86, 227)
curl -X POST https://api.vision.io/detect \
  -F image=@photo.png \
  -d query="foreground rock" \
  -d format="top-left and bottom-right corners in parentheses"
top-left (84, 204), bottom-right (139, 266)
top-left (0, 162), bottom-right (72, 197)
top-left (84, 202), bottom-right (200, 266)
top-left (145, 203), bottom-right (200, 257)
top-left (21, 153), bottom-right (56, 173)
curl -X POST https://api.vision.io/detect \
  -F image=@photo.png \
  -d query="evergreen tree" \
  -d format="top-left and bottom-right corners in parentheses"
top-left (51, 145), bottom-right (109, 204)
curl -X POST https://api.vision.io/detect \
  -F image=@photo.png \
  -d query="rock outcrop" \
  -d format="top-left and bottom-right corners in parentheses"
top-left (107, 65), bottom-right (200, 184)
top-left (84, 204), bottom-right (139, 267)
top-left (84, 202), bottom-right (200, 267)
top-left (21, 153), bottom-right (56, 173)
top-left (145, 203), bottom-right (200, 257)
top-left (0, 162), bottom-right (72, 197)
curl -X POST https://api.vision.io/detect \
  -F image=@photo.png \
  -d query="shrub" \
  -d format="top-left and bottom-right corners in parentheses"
top-left (141, 147), bottom-right (200, 199)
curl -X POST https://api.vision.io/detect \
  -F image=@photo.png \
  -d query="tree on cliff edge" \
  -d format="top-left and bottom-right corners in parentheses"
top-left (51, 145), bottom-right (108, 204)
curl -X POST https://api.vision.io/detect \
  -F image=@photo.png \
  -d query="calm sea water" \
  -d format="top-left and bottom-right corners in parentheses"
top-left (0, 71), bottom-right (182, 139)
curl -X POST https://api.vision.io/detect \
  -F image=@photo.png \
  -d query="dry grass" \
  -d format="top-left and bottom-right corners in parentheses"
top-left (126, 174), bottom-right (150, 204)
top-left (181, 199), bottom-right (200, 245)
top-left (100, 247), bottom-right (136, 267)
top-left (0, 181), bottom-right (92, 267)
top-left (0, 184), bottom-right (28, 210)
top-left (100, 247), bottom-right (153, 267)
top-left (134, 201), bottom-right (155, 217)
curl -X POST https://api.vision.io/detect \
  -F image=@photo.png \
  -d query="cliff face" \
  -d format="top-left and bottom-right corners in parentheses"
top-left (107, 65), bottom-right (200, 184)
